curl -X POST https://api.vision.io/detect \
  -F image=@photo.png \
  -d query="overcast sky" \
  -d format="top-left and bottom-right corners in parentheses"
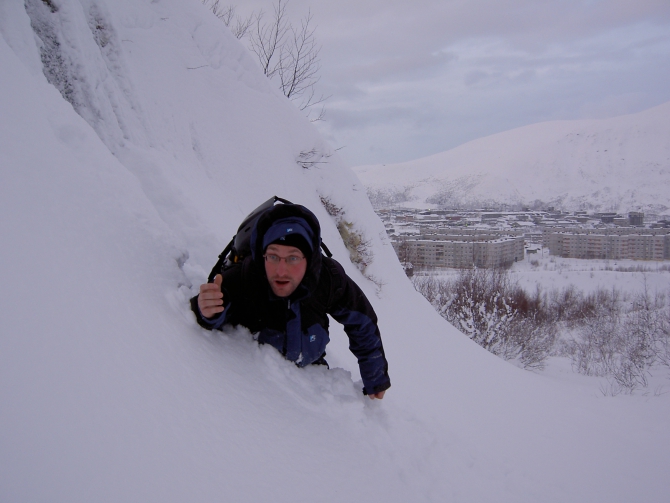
top-left (227, 0), bottom-right (670, 167)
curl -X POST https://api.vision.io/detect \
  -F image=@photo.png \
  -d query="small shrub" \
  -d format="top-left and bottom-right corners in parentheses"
top-left (337, 220), bottom-right (373, 272)
top-left (413, 269), bottom-right (555, 370)
top-left (566, 288), bottom-right (669, 393)
top-left (320, 196), bottom-right (373, 275)
top-left (413, 269), bottom-right (670, 386)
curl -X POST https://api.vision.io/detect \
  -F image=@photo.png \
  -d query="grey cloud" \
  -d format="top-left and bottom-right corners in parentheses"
top-left (463, 70), bottom-right (489, 87)
top-left (225, 0), bottom-right (670, 165)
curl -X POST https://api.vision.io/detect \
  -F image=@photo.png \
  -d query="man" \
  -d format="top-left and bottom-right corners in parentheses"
top-left (191, 203), bottom-right (390, 399)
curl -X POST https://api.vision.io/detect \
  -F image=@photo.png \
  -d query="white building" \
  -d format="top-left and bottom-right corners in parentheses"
top-left (393, 233), bottom-right (525, 269)
top-left (545, 229), bottom-right (670, 260)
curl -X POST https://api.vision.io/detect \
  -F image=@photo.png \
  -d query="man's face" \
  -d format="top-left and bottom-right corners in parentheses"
top-left (264, 244), bottom-right (308, 297)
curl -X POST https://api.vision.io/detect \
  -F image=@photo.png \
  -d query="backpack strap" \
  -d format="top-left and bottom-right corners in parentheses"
top-left (320, 240), bottom-right (333, 258)
top-left (207, 237), bottom-right (234, 283)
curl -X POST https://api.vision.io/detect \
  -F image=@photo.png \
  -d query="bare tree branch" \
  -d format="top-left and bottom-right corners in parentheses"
top-left (249, 0), bottom-right (289, 78)
top-left (202, 0), bottom-right (253, 39)
top-left (279, 10), bottom-right (319, 99)
top-left (205, 1), bottom-right (329, 119)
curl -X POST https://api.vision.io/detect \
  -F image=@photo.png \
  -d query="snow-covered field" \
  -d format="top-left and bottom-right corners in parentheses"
top-left (2, 1), bottom-right (669, 502)
top-left (511, 250), bottom-right (670, 295)
top-left (425, 250), bottom-right (670, 295)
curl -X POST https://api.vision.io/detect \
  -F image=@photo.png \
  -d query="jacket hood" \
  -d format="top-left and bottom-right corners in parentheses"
top-left (250, 203), bottom-right (323, 295)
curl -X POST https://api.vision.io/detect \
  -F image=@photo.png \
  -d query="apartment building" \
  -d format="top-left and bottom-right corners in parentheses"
top-left (545, 229), bottom-right (670, 260)
top-left (393, 233), bottom-right (525, 269)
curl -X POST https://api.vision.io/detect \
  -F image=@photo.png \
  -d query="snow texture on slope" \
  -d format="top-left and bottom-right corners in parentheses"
top-left (1, 1), bottom-right (669, 502)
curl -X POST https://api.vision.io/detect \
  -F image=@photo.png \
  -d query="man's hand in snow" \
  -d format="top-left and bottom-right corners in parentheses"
top-left (198, 274), bottom-right (224, 318)
top-left (368, 390), bottom-right (386, 400)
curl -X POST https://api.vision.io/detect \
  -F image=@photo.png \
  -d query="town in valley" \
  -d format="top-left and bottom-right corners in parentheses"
top-left (376, 205), bottom-right (670, 273)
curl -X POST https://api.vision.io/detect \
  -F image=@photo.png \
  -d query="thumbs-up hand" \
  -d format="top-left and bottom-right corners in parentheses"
top-left (198, 274), bottom-right (225, 318)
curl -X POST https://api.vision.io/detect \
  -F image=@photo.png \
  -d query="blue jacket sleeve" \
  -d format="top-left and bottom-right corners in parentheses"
top-left (326, 261), bottom-right (390, 395)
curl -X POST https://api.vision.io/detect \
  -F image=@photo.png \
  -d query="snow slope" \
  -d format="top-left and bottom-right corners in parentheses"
top-left (1, 1), bottom-right (669, 502)
top-left (354, 103), bottom-right (670, 214)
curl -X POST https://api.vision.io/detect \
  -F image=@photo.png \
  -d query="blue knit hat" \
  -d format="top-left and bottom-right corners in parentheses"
top-left (262, 217), bottom-right (314, 258)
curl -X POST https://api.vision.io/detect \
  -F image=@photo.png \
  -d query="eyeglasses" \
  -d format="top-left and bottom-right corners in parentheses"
top-left (263, 254), bottom-right (305, 266)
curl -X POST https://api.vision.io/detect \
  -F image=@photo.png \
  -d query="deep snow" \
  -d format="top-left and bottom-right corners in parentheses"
top-left (1, 1), bottom-right (669, 502)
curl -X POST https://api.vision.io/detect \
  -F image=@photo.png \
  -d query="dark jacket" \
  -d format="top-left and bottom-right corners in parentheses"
top-left (191, 204), bottom-right (391, 396)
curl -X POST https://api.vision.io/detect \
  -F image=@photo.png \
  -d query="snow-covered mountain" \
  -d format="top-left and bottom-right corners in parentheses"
top-left (1, 1), bottom-right (669, 502)
top-left (355, 103), bottom-right (670, 214)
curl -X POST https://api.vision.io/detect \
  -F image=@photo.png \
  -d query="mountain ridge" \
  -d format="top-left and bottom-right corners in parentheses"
top-left (354, 102), bottom-right (670, 215)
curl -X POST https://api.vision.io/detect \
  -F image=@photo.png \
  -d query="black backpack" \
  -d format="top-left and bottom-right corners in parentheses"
top-left (207, 196), bottom-right (332, 283)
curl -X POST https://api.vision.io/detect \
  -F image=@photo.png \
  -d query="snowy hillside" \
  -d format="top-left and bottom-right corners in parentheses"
top-left (355, 103), bottom-right (670, 215)
top-left (1, 1), bottom-right (669, 502)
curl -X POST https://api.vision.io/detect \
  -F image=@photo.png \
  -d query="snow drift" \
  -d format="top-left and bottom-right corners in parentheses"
top-left (1, 1), bottom-right (669, 502)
